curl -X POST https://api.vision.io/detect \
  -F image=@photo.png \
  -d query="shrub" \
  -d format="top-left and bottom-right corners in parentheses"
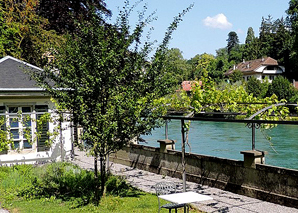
top-left (246, 76), bottom-right (269, 98)
top-left (266, 76), bottom-right (295, 101)
top-left (16, 162), bottom-right (96, 207)
top-left (105, 175), bottom-right (130, 196)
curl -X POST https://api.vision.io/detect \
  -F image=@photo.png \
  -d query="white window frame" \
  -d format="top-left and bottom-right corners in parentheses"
top-left (7, 106), bottom-right (35, 151)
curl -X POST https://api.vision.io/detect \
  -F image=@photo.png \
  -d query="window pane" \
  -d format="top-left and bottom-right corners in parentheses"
top-left (23, 141), bottom-right (32, 149)
top-left (10, 118), bottom-right (19, 128)
top-left (22, 107), bottom-right (31, 113)
top-left (13, 141), bottom-right (20, 149)
top-left (11, 129), bottom-right (19, 139)
top-left (23, 117), bottom-right (31, 127)
top-left (9, 107), bottom-right (18, 113)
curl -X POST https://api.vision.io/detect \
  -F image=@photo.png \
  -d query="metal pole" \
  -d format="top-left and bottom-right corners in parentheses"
top-left (181, 119), bottom-right (186, 192)
top-left (252, 123), bottom-right (255, 150)
top-left (60, 112), bottom-right (64, 162)
top-left (165, 119), bottom-right (168, 139)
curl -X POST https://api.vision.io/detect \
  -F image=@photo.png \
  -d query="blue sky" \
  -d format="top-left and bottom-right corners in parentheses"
top-left (106, 0), bottom-right (290, 59)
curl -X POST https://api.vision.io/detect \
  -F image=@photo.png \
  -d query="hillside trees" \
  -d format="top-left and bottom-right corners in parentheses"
top-left (163, 48), bottom-right (191, 85)
top-left (0, 0), bottom-right (61, 66)
top-left (31, 3), bottom-right (193, 201)
top-left (37, 0), bottom-right (111, 34)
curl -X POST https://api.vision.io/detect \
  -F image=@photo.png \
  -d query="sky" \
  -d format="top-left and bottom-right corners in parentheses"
top-left (106, 0), bottom-right (290, 60)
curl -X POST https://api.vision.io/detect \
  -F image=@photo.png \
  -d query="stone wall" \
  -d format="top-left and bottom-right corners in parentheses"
top-left (109, 144), bottom-right (298, 208)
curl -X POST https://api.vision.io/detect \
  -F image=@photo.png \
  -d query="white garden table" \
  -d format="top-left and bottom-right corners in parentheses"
top-left (158, 191), bottom-right (212, 213)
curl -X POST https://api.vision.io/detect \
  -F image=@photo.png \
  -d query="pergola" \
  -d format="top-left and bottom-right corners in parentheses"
top-left (161, 103), bottom-right (298, 192)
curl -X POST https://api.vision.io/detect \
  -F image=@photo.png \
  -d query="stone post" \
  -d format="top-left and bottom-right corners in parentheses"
top-left (157, 139), bottom-right (176, 153)
top-left (240, 150), bottom-right (267, 169)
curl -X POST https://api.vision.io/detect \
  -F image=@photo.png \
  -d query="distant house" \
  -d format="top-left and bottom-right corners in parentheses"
top-left (225, 57), bottom-right (285, 82)
top-left (0, 56), bottom-right (73, 165)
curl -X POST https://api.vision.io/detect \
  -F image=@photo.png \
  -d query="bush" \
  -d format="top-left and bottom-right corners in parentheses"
top-left (246, 76), bottom-right (269, 98)
top-left (229, 69), bottom-right (243, 83)
top-left (1, 162), bottom-right (139, 208)
top-left (266, 76), bottom-right (295, 101)
top-left (21, 162), bottom-right (96, 205)
top-left (105, 175), bottom-right (130, 196)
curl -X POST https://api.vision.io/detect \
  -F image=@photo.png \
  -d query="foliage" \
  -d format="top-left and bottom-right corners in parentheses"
top-left (37, 0), bottom-right (111, 34)
top-left (0, 117), bottom-right (12, 152)
top-left (1, 163), bottom-right (185, 213)
top-left (246, 76), bottom-right (269, 98)
top-left (163, 48), bottom-right (191, 84)
top-left (0, 0), bottom-right (62, 66)
top-left (166, 90), bottom-right (192, 112)
top-left (18, 162), bottom-right (96, 206)
top-left (30, 2), bottom-right (193, 200)
top-left (266, 76), bottom-right (297, 102)
top-left (170, 77), bottom-right (290, 124)
top-left (228, 69), bottom-right (243, 83)
top-left (226, 31), bottom-right (239, 58)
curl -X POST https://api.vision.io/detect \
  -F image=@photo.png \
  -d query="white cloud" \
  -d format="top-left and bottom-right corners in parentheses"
top-left (237, 29), bottom-right (244, 34)
top-left (203, 13), bottom-right (232, 30)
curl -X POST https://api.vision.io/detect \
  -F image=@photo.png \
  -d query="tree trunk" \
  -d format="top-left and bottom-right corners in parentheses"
top-left (94, 153), bottom-right (99, 205)
top-left (100, 154), bottom-right (106, 196)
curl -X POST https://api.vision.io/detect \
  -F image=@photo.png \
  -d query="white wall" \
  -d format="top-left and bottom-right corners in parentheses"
top-left (0, 98), bottom-right (73, 165)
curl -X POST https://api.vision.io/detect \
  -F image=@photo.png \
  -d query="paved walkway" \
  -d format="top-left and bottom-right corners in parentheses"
top-left (72, 149), bottom-right (298, 213)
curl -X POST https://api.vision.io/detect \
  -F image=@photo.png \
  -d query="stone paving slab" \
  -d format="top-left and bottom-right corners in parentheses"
top-left (72, 149), bottom-right (298, 213)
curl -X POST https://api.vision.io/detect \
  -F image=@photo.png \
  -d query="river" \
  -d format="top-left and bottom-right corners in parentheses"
top-left (141, 120), bottom-right (298, 170)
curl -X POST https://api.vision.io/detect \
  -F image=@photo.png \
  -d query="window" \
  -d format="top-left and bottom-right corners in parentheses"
top-left (35, 105), bottom-right (49, 152)
top-left (8, 106), bottom-right (33, 150)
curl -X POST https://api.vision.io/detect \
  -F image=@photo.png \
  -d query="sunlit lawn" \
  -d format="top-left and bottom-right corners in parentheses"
top-left (0, 162), bottom-right (202, 213)
top-left (1, 193), bottom-right (201, 213)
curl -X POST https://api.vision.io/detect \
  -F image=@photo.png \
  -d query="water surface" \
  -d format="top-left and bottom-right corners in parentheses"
top-left (141, 120), bottom-right (298, 170)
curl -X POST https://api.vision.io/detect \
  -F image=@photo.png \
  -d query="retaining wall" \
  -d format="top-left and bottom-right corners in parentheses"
top-left (109, 144), bottom-right (298, 208)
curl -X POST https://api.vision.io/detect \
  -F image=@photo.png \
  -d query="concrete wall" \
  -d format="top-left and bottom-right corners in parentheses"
top-left (109, 144), bottom-right (298, 208)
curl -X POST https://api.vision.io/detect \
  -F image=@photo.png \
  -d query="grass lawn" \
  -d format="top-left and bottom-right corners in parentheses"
top-left (0, 162), bottom-right (202, 213)
top-left (1, 192), bottom-right (201, 213)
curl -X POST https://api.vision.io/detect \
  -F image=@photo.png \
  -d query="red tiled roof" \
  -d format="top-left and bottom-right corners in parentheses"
top-left (181, 81), bottom-right (201, 91)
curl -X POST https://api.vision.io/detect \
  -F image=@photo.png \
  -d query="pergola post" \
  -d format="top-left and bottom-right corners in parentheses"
top-left (181, 119), bottom-right (186, 192)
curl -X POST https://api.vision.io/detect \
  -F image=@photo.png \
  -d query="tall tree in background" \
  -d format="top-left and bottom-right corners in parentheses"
top-left (37, 0), bottom-right (111, 34)
top-left (287, 0), bottom-right (298, 79)
top-left (226, 31), bottom-right (239, 55)
top-left (226, 31), bottom-right (242, 63)
top-left (0, 0), bottom-right (61, 66)
top-left (245, 27), bottom-right (255, 45)
top-left (32, 3), bottom-right (193, 201)
top-left (163, 48), bottom-right (191, 84)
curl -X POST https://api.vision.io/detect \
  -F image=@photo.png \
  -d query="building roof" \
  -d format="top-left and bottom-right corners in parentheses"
top-left (225, 57), bottom-right (280, 75)
top-left (0, 56), bottom-right (42, 89)
top-left (181, 81), bottom-right (202, 91)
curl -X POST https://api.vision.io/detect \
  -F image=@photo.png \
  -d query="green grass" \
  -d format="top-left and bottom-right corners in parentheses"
top-left (0, 163), bottom-right (201, 213)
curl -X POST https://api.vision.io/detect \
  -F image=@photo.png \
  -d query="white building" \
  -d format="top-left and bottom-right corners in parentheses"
top-left (0, 56), bottom-right (74, 165)
top-left (226, 57), bottom-right (285, 82)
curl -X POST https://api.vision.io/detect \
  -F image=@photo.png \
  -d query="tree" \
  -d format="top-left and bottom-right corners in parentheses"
top-left (286, 0), bottom-right (298, 78)
top-left (266, 76), bottom-right (296, 102)
top-left (31, 3), bottom-right (193, 202)
top-left (37, 0), bottom-right (111, 34)
top-left (246, 76), bottom-right (269, 98)
top-left (226, 31), bottom-right (239, 55)
top-left (0, 0), bottom-right (61, 66)
top-left (188, 53), bottom-right (216, 79)
top-left (245, 27), bottom-right (255, 45)
top-left (163, 48), bottom-right (191, 84)
top-left (229, 69), bottom-right (243, 83)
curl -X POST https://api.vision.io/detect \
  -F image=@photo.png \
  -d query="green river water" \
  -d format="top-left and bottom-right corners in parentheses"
top-left (141, 120), bottom-right (298, 170)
